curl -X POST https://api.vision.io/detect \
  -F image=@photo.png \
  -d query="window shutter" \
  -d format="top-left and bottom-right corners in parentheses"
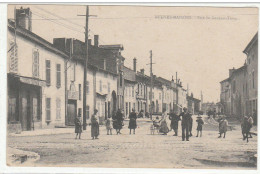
top-left (56, 64), bottom-right (61, 88)
top-left (46, 98), bottom-right (51, 121)
top-left (46, 60), bottom-right (51, 86)
top-left (9, 41), bottom-right (18, 73)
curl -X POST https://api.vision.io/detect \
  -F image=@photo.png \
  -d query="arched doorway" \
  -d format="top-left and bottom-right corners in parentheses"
top-left (111, 91), bottom-right (117, 116)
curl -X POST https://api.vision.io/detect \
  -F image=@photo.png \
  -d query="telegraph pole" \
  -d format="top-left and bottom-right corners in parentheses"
top-left (78, 6), bottom-right (97, 130)
top-left (149, 50), bottom-right (153, 120)
top-left (83, 6), bottom-right (89, 130)
top-left (176, 72), bottom-right (178, 112)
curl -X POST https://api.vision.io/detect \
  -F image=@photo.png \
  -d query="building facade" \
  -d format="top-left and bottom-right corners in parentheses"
top-left (8, 8), bottom-right (68, 132)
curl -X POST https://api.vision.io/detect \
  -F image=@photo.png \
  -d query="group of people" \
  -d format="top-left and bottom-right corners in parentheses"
top-left (74, 106), bottom-right (254, 142)
top-left (74, 108), bottom-right (134, 140)
top-left (152, 107), bottom-right (204, 141)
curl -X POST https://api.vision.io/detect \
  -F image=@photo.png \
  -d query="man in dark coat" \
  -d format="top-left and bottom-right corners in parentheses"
top-left (128, 109), bottom-right (137, 134)
top-left (179, 107), bottom-right (192, 141)
top-left (169, 110), bottom-right (180, 136)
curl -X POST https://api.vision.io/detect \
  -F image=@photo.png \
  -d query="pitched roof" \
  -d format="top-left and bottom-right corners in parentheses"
top-left (8, 19), bottom-right (68, 59)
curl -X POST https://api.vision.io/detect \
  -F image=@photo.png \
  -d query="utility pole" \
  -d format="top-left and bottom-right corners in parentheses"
top-left (149, 50), bottom-right (153, 120)
top-left (176, 72), bottom-right (178, 109)
top-left (82, 6), bottom-right (89, 130)
top-left (78, 6), bottom-right (97, 130)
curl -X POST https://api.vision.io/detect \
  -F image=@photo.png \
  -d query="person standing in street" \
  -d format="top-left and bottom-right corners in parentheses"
top-left (248, 114), bottom-right (254, 138)
top-left (218, 116), bottom-right (228, 138)
top-left (74, 113), bottom-right (82, 139)
top-left (196, 115), bottom-right (204, 137)
top-left (91, 109), bottom-right (99, 140)
top-left (128, 109), bottom-right (137, 134)
top-left (179, 107), bottom-right (192, 141)
top-left (113, 109), bottom-right (124, 135)
top-left (169, 110), bottom-right (180, 136)
top-left (105, 116), bottom-right (113, 135)
top-left (189, 116), bottom-right (193, 137)
top-left (159, 109), bottom-right (169, 135)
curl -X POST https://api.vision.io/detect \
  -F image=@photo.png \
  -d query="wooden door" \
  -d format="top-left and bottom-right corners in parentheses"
top-left (67, 100), bottom-right (76, 126)
top-left (21, 98), bottom-right (28, 131)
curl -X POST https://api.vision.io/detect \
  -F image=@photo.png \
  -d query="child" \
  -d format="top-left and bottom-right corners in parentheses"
top-left (74, 114), bottom-right (82, 139)
top-left (105, 116), bottom-right (113, 135)
top-left (153, 116), bottom-right (160, 133)
top-left (196, 115), bottom-right (204, 137)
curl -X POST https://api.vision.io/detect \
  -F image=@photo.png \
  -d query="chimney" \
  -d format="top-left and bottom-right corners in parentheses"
top-left (133, 58), bottom-right (137, 72)
top-left (88, 39), bottom-right (92, 46)
top-left (16, 7), bottom-right (32, 31)
top-left (94, 35), bottom-right (99, 47)
top-left (229, 67), bottom-right (236, 77)
top-left (140, 68), bottom-right (144, 74)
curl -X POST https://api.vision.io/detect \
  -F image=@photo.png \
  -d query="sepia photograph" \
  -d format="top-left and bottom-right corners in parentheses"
top-left (5, 3), bottom-right (258, 170)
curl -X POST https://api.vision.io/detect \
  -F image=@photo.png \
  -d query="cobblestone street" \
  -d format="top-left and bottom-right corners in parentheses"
top-left (7, 116), bottom-right (257, 169)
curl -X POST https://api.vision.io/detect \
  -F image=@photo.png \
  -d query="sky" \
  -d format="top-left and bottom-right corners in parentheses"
top-left (8, 5), bottom-right (258, 103)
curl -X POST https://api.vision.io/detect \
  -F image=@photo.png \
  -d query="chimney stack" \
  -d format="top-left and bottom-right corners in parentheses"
top-left (133, 58), bottom-right (137, 72)
top-left (94, 35), bottom-right (99, 47)
top-left (88, 39), bottom-right (92, 46)
top-left (16, 7), bottom-right (32, 31)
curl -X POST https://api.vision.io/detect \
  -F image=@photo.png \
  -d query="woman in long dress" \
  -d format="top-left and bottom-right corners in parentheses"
top-left (113, 109), bottom-right (124, 134)
top-left (74, 113), bottom-right (82, 139)
top-left (91, 109), bottom-right (99, 140)
top-left (128, 109), bottom-right (137, 134)
top-left (218, 116), bottom-right (228, 138)
top-left (159, 109), bottom-right (169, 135)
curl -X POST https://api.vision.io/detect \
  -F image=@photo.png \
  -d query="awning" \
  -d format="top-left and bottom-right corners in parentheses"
top-left (96, 92), bottom-right (107, 98)
top-left (19, 76), bottom-right (46, 87)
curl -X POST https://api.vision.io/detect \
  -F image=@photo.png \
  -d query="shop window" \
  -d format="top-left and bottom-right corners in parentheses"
top-left (32, 49), bottom-right (39, 78)
top-left (46, 98), bottom-right (51, 122)
top-left (33, 98), bottom-right (40, 121)
top-left (56, 98), bottom-right (61, 120)
top-left (46, 60), bottom-right (51, 86)
top-left (8, 98), bottom-right (18, 122)
top-left (56, 64), bottom-right (61, 88)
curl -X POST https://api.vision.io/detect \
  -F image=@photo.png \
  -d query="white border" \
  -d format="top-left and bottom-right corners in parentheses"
top-left (0, 2), bottom-right (259, 174)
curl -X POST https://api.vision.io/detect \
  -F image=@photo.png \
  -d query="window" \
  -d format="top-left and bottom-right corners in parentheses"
top-left (120, 73), bottom-right (123, 87)
top-left (8, 98), bottom-right (18, 122)
top-left (86, 105), bottom-right (90, 119)
top-left (56, 98), bottom-right (61, 120)
top-left (141, 85), bottom-right (143, 96)
top-left (86, 81), bottom-right (89, 94)
top-left (32, 49), bottom-right (40, 77)
top-left (9, 40), bottom-right (18, 73)
top-left (125, 87), bottom-right (128, 96)
top-left (132, 86), bottom-right (134, 97)
top-left (46, 60), bottom-right (51, 86)
top-left (152, 92), bottom-right (154, 99)
top-left (56, 64), bottom-right (61, 88)
top-left (46, 98), bottom-right (51, 122)
top-left (108, 82), bottom-right (110, 93)
top-left (159, 93), bottom-right (161, 100)
top-left (79, 84), bottom-right (82, 100)
top-left (233, 80), bottom-right (236, 93)
top-left (70, 63), bottom-right (75, 81)
top-left (104, 59), bottom-right (107, 70)
top-left (252, 71), bottom-right (255, 89)
top-left (99, 80), bottom-right (102, 92)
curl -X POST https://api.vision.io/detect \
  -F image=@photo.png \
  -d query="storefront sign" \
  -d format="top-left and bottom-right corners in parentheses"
top-left (20, 77), bottom-right (46, 87)
top-left (68, 90), bottom-right (79, 100)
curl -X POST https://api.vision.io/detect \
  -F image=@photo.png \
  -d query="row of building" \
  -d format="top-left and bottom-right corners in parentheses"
top-left (220, 32), bottom-right (258, 122)
top-left (7, 7), bottom-right (201, 132)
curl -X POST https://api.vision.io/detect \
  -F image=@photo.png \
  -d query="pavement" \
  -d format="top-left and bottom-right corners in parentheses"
top-left (7, 115), bottom-right (257, 169)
